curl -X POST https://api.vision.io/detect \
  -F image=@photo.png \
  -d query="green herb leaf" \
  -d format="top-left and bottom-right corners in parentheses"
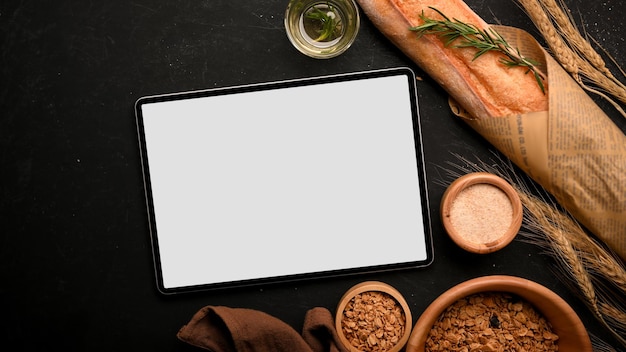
top-left (305, 3), bottom-right (342, 42)
top-left (409, 7), bottom-right (546, 94)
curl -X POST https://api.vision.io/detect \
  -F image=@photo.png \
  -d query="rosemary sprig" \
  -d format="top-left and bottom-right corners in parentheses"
top-left (410, 7), bottom-right (545, 93)
top-left (305, 4), bottom-right (341, 42)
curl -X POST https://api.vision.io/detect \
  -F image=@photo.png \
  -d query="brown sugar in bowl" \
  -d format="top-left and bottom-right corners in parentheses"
top-left (405, 275), bottom-right (592, 352)
top-left (441, 172), bottom-right (523, 254)
top-left (335, 281), bottom-right (412, 352)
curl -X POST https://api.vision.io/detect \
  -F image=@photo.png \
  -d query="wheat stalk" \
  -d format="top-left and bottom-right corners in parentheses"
top-left (539, 0), bottom-right (608, 74)
top-left (439, 153), bottom-right (626, 348)
top-left (516, 190), bottom-right (600, 313)
top-left (515, 0), bottom-right (578, 74)
top-left (516, 189), bottom-right (626, 343)
top-left (567, 231), bottom-right (626, 294)
top-left (515, 0), bottom-right (626, 117)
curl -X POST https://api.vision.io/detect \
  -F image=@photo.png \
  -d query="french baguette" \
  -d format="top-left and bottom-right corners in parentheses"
top-left (356, 0), bottom-right (548, 119)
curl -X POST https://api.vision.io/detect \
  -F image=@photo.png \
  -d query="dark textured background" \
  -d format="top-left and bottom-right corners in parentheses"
top-left (1, 0), bottom-right (624, 350)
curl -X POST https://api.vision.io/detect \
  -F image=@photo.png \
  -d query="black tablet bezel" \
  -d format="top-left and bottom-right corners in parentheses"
top-left (135, 67), bottom-right (433, 294)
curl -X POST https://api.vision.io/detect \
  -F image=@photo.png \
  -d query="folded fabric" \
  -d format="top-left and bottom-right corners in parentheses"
top-left (177, 306), bottom-right (348, 352)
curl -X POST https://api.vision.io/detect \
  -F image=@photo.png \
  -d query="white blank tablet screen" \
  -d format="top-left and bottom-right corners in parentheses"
top-left (137, 69), bottom-right (431, 292)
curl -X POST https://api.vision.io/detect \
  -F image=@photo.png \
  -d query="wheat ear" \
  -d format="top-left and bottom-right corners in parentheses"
top-left (516, 0), bottom-right (626, 116)
top-left (517, 190), bottom-right (601, 316)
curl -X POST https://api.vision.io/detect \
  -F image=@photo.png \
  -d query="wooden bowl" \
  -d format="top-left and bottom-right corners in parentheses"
top-left (441, 172), bottom-right (523, 254)
top-left (406, 275), bottom-right (592, 352)
top-left (336, 281), bottom-right (412, 352)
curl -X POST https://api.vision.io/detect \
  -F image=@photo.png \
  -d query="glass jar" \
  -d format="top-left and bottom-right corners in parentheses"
top-left (285, 0), bottom-right (360, 59)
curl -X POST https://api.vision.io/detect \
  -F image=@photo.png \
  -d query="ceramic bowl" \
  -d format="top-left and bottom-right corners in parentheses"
top-left (441, 172), bottom-right (523, 254)
top-left (405, 275), bottom-right (592, 352)
top-left (335, 281), bottom-right (412, 352)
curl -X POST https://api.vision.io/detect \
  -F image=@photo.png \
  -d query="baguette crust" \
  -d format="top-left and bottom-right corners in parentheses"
top-left (357, 0), bottom-right (548, 118)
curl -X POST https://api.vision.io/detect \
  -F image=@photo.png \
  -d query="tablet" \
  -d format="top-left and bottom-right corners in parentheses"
top-left (135, 67), bottom-right (433, 294)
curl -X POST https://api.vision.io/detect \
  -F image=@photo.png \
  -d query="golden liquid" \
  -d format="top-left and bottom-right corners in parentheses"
top-left (285, 0), bottom-right (359, 58)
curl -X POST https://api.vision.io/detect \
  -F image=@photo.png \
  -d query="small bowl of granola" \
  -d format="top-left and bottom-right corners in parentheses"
top-left (336, 281), bottom-right (412, 352)
top-left (405, 275), bottom-right (592, 352)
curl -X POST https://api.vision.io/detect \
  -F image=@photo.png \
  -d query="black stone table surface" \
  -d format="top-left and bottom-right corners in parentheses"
top-left (2, 0), bottom-right (624, 350)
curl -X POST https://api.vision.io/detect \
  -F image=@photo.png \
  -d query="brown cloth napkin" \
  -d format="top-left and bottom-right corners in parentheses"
top-left (177, 306), bottom-right (348, 352)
